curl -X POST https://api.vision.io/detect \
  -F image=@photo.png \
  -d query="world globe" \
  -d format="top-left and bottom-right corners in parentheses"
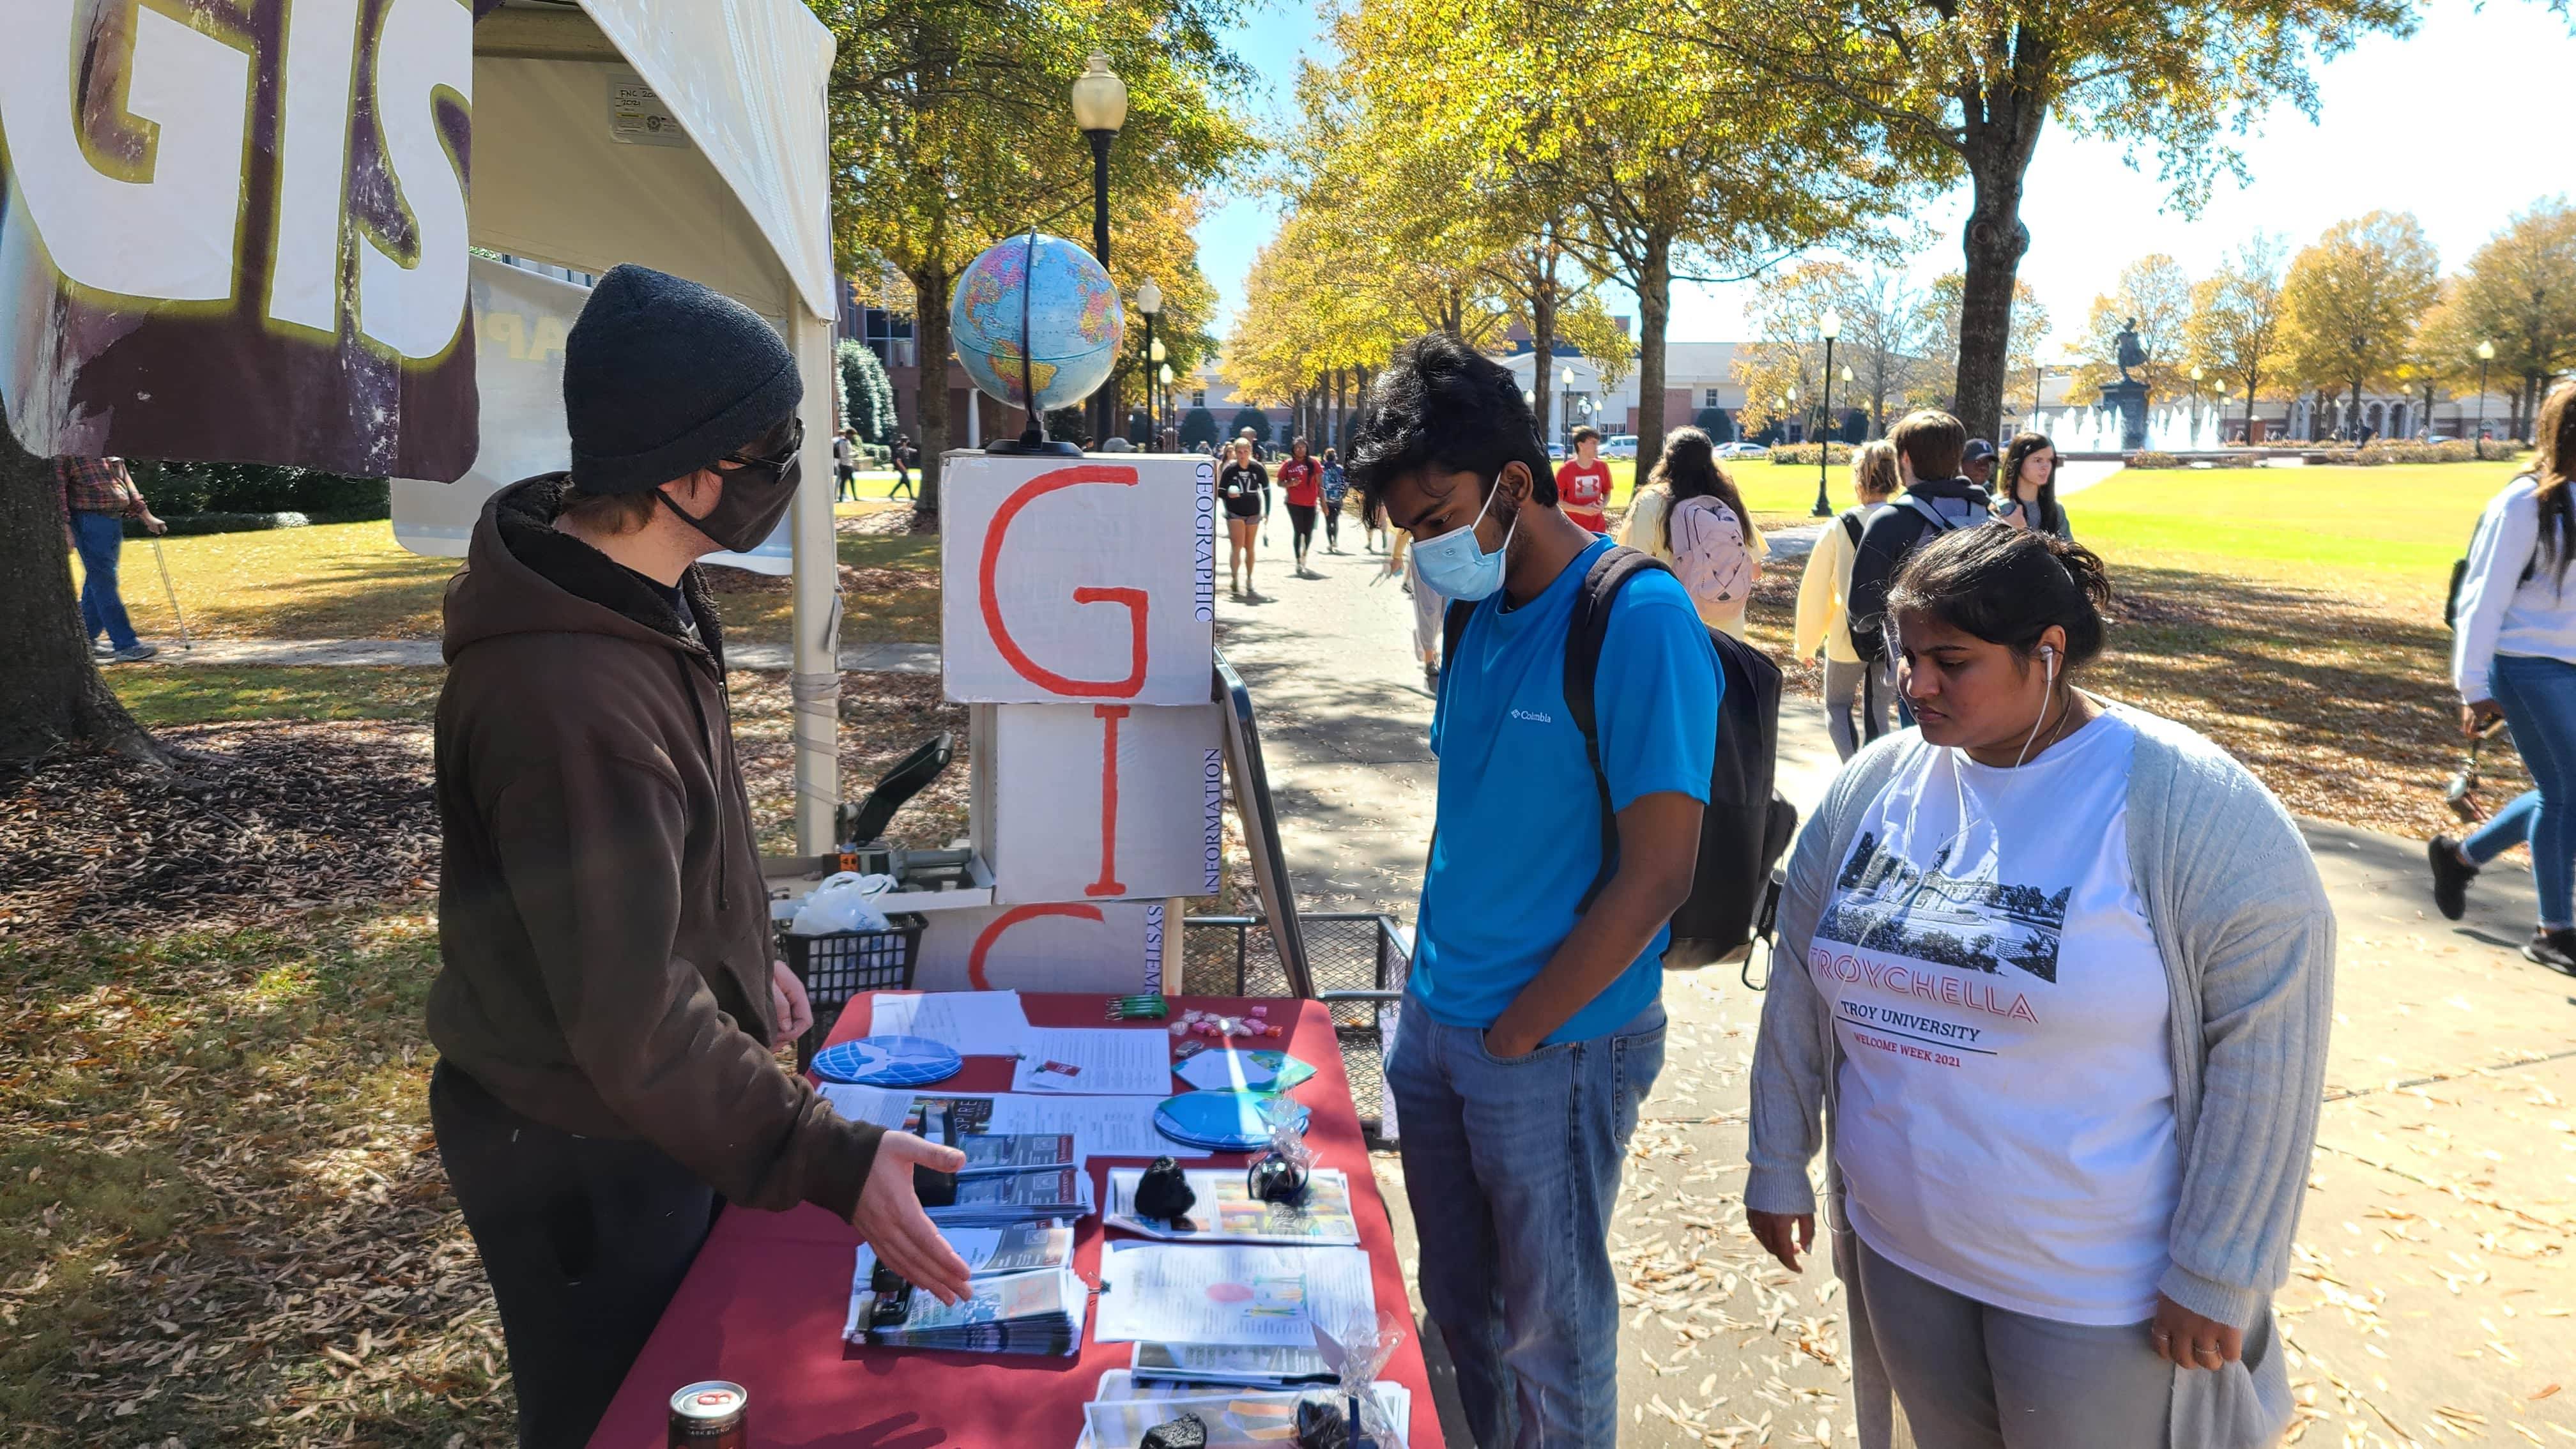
top-left (949, 232), bottom-right (1126, 416)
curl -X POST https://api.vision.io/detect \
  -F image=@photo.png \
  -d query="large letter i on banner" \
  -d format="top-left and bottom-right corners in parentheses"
top-left (1086, 705), bottom-right (1130, 897)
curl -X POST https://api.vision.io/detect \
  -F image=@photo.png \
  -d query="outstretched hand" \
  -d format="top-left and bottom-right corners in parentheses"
top-left (852, 1132), bottom-right (972, 1305)
top-left (1747, 1209), bottom-right (1814, 1273)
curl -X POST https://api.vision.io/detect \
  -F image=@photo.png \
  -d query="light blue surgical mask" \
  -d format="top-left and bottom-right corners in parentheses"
top-left (1411, 479), bottom-right (1517, 601)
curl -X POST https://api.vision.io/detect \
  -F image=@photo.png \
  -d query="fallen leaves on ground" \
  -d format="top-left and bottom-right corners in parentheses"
top-left (0, 724), bottom-right (436, 941)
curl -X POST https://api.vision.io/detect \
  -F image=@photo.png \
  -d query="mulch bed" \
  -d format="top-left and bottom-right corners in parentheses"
top-left (0, 723), bottom-right (437, 941)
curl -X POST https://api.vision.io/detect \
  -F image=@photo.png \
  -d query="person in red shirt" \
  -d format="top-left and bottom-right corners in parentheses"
top-left (1555, 425), bottom-right (1613, 533)
top-left (1276, 436), bottom-right (1326, 579)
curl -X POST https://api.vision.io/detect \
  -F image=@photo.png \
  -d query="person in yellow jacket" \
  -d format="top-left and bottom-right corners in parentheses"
top-left (1793, 439), bottom-right (1901, 758)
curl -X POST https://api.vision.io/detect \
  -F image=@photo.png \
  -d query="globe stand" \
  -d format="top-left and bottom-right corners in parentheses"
top-left (985, 423), bottom-right (1082, 458)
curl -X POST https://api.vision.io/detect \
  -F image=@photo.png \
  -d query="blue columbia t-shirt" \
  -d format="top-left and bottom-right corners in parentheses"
top-left (1416, 538), bottom-right (1722, 1045)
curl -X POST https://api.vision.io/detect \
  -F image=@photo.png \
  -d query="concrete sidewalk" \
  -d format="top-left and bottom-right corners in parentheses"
top-left (1213, 538), bottom-right (2576, 1446)
top-left (119, 637), bottom-right (940, 673)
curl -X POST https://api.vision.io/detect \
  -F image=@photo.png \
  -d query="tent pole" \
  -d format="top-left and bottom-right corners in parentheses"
top-left (789, 309), bottom-right (842, 855)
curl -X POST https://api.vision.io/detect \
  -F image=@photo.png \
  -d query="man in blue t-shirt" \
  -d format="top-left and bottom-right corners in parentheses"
top-left (1348, 335), bottom-right (1721, 1448)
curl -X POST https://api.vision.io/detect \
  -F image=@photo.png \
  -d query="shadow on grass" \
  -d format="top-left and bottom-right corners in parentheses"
top-left (0, 910), bottom-right (512, 1447)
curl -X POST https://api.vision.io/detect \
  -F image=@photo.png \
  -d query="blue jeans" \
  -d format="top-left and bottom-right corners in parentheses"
top-left (70, 509), bottom-right (139, 650)
top-left (2471, 652), bottom-right (2576, 928)
top-left (1387, 996), bottom-right (1666, 1448)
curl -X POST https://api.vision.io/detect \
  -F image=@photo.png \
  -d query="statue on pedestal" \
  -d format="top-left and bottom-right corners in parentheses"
top-left (2105, 317), bottom-right (2150, 451)
top-left (2115, 318), bottom-right (2147, 384)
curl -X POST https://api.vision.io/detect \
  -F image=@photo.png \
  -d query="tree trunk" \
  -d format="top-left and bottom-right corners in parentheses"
top-left (0, 427), bottom-right (163, 766)
top-left (1635, 231), bottom-right (1675, 470)
top-left (1953, 165), bottom-right (2032, 444)
top-left (909, 267), bottom-right (955, 519)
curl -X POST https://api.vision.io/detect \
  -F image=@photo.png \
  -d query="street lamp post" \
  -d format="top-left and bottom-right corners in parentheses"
top-left (1157, 363), bottom-right (1174, 448)
top-left (1813, 312), bottom-right (1841, 516)
top-left (1561, 365), bottom-right (1577, 449)
top-left (1133, 277), bottom-right (1161, 448)
top-left (2476, 339), bottom-right (2496, 460)
top-left (1071, 54), bottom-right (1127, 450)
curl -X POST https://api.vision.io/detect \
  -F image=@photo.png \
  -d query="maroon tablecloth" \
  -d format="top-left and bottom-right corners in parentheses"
top-left (587, 992), bottom-right (1443, 1448)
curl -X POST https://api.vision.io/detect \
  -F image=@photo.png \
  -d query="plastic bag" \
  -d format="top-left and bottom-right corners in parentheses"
top-left (788, 872), bottom-right (896, 935)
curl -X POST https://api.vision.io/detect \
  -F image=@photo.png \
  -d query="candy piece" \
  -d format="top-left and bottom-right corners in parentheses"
top-left (1265, 1023), bottom-right (1282, 1038)
top-left (1169, 1022), bottom-right (1189, 1036)
top-left (1249, 1005), bottom-right (1269, 1018)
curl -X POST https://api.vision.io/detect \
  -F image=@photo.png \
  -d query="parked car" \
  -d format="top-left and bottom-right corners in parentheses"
top-left (1715, 441), bottom-right (1770, 460)
top-left (1600, 434), bottom-right (1639, 459)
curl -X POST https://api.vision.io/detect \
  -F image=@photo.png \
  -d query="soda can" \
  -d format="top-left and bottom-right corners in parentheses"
top-left (668, 1381), bottom-right (748, 1448)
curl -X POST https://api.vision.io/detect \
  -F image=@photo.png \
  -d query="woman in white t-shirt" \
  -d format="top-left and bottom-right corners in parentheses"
top-left (2429, 381), bottom-right (2576, 974)
top-left (1745, 526), bottom-right (2334, 1449)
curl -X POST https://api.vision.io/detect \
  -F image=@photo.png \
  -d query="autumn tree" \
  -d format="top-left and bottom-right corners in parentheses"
top-left (1732, 261), bottom-right (1853, 440)
top-left (2184, 234), bottom-right (2289, 440)
top-left (820, 0), bottom-right (1253, 514)
top-left (1326, 0), bottom-right (1904, 472)
top-left (2067, 255), bottom-right (2193, 404)
top-left (2441, 197), bottom-right (2576, 439)
top-left (2279, 211), bottom-right (2442, 441)
top-left (1663, 0), bottom-right (2418, 442)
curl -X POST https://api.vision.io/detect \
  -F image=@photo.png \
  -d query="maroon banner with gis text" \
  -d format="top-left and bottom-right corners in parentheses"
top-left (0, 0), bottom-right (477, 480)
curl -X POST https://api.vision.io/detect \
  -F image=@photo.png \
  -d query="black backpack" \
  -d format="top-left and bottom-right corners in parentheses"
top-left (1442, 546), bottom-right (1797, 969)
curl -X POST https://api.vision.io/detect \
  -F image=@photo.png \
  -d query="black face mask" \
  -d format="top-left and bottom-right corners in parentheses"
top-left (658, 425), bottom-right (803, 554)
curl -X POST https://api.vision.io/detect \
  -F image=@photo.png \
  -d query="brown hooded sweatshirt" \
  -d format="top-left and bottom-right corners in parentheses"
top-left (427, 475), bottom-right (879, 1219)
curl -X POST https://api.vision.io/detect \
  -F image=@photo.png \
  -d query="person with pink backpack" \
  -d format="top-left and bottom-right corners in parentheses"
top-left (1642, 427), bottom-right (1765, 639)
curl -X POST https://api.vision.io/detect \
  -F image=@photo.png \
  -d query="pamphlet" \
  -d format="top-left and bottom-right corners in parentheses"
top-left (1010, 1027), bottom-right (1175, 1095)
top-left (1128, 1340), bottom-right (1337, 1387)
top-left (844, 1266), bottom-right (1087, 1356)
top-left (1081, 1378), bottom-right (1411, 1449)
top-left (868, 990), bottom-right (1036, 1057)
top-left (853, 1222), bottom-right (1074, 1287)
top-left (1170, 1048), bottom-right (1317, 1095)
top-left (1094, 1243), bottom-right (1376, 1347)
top-left (1105, 1167), bottom-right (1361, 1246)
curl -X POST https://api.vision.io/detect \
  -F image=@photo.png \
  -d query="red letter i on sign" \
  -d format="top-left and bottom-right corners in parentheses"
top-left (1085, 705), bottom-right (1130, 897)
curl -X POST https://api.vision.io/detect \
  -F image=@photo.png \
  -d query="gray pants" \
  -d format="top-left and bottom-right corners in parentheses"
top-left (1855, 1238), bottom-right (2174, 1449)
top-left (1823, 657), bottom-right (1894, 761)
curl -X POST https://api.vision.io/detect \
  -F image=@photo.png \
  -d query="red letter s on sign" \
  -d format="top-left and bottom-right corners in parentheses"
top-left (978, 466), bottom-right (1147, 698)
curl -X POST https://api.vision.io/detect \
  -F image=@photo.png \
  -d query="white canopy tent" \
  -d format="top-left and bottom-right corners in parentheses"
top-left (392, 0), bottom-right (845, 853)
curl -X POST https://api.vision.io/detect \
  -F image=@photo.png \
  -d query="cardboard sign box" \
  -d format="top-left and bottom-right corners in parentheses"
top-left (914, 900), bottom-right (1172, 993)
top-left (940, 451), bottom-right (1216, 706)
top-left (989, 702), bottom-right (1225, 906)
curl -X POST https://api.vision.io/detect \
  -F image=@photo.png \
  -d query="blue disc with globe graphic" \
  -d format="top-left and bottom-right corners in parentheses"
top-left (949, 233), bottom-right (1126, 417)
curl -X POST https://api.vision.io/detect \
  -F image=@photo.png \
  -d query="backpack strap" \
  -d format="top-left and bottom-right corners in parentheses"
top-left (1440, 599), bottom-right (1476, 700)
top-left (1901, 495), bottom-right (1959, 534)
top-left (1563, 545), bottom-right (1673, 911)
top-left (1841, 509), bottom-right (1866, 549)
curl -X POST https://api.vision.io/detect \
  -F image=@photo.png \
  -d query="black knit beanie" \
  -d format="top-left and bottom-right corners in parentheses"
top-left (562, 264), bottom-right (803, 494)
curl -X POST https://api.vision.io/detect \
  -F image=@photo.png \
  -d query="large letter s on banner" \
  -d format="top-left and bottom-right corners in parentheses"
top-left (977, 466), bottom-right (1149, 698)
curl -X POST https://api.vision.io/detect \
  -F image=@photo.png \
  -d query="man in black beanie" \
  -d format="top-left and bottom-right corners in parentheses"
top-left (427, 264), bottom-right (971, 1446)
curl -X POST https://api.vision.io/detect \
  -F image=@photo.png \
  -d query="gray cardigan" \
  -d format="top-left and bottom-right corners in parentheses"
top-left (1745, 702), bottom-right (2334, 1449)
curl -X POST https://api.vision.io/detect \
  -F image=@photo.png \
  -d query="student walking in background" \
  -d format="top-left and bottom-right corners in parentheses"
top-left (2432, 381), bottom-right (2576, 974)
top-left (1749, 525), bottom-right (2334, 1449)
top-left (1961, 436), bottom-right (1997, 494)
top-left (1219, 436), bottom-right (1270, 600)
top-left (1650, 427), bottom-right (1764, 639)
top-left (1386, 524), bottom-right (1448, 693)
top-left (1795, 440), bottom-right (1901, 758)
top-left (1320, 448), bottom-right (1351, 553)
top-left (56, 455), bottom-right (169, 662)
top-left (1556, 425), bottom-right (1614, 533)
top-left (1846, 411), bottom-right (1992, 725)
top-left (832, 428), bottom-right (857, 502)
top-left (889, 434), bottom-right (916, 500)
top-left (1277, 436), bottom-right (1324, 578)
top-left (1353, 335), bottom-right (1718, 1449)
top-left (1995, 433), bottom-right (2073, 539)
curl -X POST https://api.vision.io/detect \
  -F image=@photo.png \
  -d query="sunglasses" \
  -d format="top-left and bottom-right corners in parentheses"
top-left (723, 417), bottom-right (804, 477)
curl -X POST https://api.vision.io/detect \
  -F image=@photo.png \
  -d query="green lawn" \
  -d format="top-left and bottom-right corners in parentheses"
top-left (2064, 459), bottom-right (2531, 611)
top-left (77, 508), bottom-right (938, 646)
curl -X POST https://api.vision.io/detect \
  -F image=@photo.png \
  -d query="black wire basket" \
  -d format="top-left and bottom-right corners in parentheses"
top-left (779, 913), bottom-right (928, 1070)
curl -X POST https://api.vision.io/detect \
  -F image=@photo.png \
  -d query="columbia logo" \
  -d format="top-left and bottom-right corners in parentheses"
top-left (1508, 709), bottom-right (1556, 724)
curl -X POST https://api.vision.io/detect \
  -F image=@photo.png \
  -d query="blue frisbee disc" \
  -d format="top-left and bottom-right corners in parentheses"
top-left (813, 1035), bottom-right (962, 1087)
top-left (1154, 1090), bottom-right (1308, 1153)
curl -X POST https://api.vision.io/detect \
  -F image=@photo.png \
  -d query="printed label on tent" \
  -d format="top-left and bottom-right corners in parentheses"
top-left (917, 902), bottom-right (1170, 993)
top-left (606, 69), bottom-right (689, 148)
top-left (940, 453), bottom-right (1218, 705)
top-left (989, 703), bottom-right (1224, 905)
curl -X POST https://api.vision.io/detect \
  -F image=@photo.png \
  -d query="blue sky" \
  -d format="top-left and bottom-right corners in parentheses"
top-left (1191, 0), bottom-right (2572, 359)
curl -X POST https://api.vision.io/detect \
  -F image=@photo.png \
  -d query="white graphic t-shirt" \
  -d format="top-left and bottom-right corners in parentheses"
top-left (1810, 712), bottom-right (2179, 1324)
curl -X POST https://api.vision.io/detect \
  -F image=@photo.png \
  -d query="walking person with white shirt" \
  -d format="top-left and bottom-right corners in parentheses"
top-left (1795, 440), bottom-right (1901, 758)
top-left (1746, 525), bottom-right (2334, 1449)
top-left (2429, 381), bottom-right (2576, 974)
